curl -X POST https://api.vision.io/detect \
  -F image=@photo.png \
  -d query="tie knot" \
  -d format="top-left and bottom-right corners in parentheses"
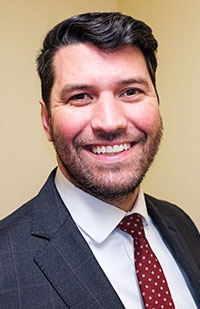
top-left (118, 213), bottom-right (145, 238)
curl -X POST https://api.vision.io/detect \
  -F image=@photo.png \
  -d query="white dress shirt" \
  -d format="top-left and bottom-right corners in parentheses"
top-left (55, 168), bottom-right (197, 309)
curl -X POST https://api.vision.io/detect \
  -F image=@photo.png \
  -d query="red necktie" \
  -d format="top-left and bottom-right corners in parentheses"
top-left (118, 213), bottom-right (175, 309)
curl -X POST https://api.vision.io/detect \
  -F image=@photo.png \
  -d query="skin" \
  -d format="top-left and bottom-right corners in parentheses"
top-left (41, 43), bottom-right (162, 212)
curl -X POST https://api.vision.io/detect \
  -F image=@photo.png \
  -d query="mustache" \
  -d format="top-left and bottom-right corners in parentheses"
top-left (74, 130), bottom-right (147, 146)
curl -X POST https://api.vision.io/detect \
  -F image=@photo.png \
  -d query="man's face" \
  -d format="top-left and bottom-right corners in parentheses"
top-left (41, 43), bottom-right (162, 200)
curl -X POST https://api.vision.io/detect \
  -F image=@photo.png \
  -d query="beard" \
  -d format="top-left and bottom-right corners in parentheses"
top-left (51, 120), bottom-right (163, 201)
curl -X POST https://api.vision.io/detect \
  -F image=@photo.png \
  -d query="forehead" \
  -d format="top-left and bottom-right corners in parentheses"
top-left (52, 43), bottom-right (152, 87)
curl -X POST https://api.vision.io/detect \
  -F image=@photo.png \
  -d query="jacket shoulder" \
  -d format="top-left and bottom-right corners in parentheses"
top-left (145, 193), bottom-right (199, 240)
top-left (0, 169), bottom-right (57, 232)
top-left (0, 196), bottom-right (36, 232)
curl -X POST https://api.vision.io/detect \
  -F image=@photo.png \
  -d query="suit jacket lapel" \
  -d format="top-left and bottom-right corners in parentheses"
top-left (145, 194), bottom-right (200, 306)
top-left (32, 170), bottom-right (124, 308)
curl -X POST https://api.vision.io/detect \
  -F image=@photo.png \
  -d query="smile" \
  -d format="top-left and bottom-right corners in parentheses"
top-left (89, 143), bottom-right (136, 155)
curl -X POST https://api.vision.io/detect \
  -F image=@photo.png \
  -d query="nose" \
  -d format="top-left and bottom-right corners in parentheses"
top-left (91, 94), bottom-right (127, 133)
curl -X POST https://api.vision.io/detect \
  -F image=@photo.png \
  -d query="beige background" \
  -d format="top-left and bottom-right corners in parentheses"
top-left (1, 0), bottom-right (199, 230)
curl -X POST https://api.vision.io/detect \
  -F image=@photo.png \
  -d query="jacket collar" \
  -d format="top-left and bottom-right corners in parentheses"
top-left (31, 169), bottom-right (124, 308)
top-left (145, 194), bottom-right (200, 307)
top-left (31, 169), bottom-right (69, 239)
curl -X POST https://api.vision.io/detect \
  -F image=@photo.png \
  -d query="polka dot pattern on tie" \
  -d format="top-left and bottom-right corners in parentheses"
top-left (118, 213), bottom-right (175, 309)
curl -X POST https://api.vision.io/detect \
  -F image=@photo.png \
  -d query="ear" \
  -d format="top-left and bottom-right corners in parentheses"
top-left (40, 99), bottom-right (52, 142)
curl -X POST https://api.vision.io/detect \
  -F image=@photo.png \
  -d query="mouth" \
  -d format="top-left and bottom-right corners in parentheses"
top-left (86, 142), bottom-right (137, 155)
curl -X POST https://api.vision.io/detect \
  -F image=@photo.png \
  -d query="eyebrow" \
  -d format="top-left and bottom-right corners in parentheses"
top-left (118, 78), bottom-right (151, 90)
top-left (59, 77), bottom-right (151, 100)
top-left (59, 84), bottom-right (91, 100)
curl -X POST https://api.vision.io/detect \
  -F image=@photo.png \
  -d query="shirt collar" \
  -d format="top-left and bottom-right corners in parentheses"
top-left (55, 168), bottom-right (150, 244)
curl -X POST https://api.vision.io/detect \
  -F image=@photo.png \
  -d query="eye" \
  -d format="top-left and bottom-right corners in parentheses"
top-left (67, 92), bottom-right (92, 105)
top-left (125, 88), bottom-right (142, 96)
top-left (120, 87), bottom-right (144, 102)
top-left (69, 93), bottom-right (89, 101)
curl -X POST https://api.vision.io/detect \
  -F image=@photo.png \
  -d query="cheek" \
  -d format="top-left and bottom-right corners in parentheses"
top-left (127, 103), bottom-right (161, 134)
top-left (51, 108), bottom-right (90, 141)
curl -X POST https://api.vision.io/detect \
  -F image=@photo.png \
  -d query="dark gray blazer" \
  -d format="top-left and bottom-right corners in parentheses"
top-left (0, 170), bottom-right (199, 308)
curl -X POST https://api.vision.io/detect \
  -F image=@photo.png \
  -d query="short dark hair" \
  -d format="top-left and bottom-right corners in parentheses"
top-left (37, 12), bottom-right (158, 113)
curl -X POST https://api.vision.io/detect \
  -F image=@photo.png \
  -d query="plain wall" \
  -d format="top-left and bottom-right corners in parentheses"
top-left (119, 0), bottom-right (200, 229)
top-left (1, 0), bottom-right (199, 230)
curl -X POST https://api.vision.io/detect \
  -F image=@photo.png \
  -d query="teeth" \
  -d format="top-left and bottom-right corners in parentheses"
top-left (106, 146), bottom-right (113, 153)
top-left (119, 144), bottom-right (124, 152)
top-left (102, 146), bottom-right (106, 153)
top-left (91, 143), bottom-right (131, 155)
top-left (113, 145), bottom-right (119, 153)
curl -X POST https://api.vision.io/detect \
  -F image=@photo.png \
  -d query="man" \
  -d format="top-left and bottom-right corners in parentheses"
top-left (0, 12), bottom-right (199, 308)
